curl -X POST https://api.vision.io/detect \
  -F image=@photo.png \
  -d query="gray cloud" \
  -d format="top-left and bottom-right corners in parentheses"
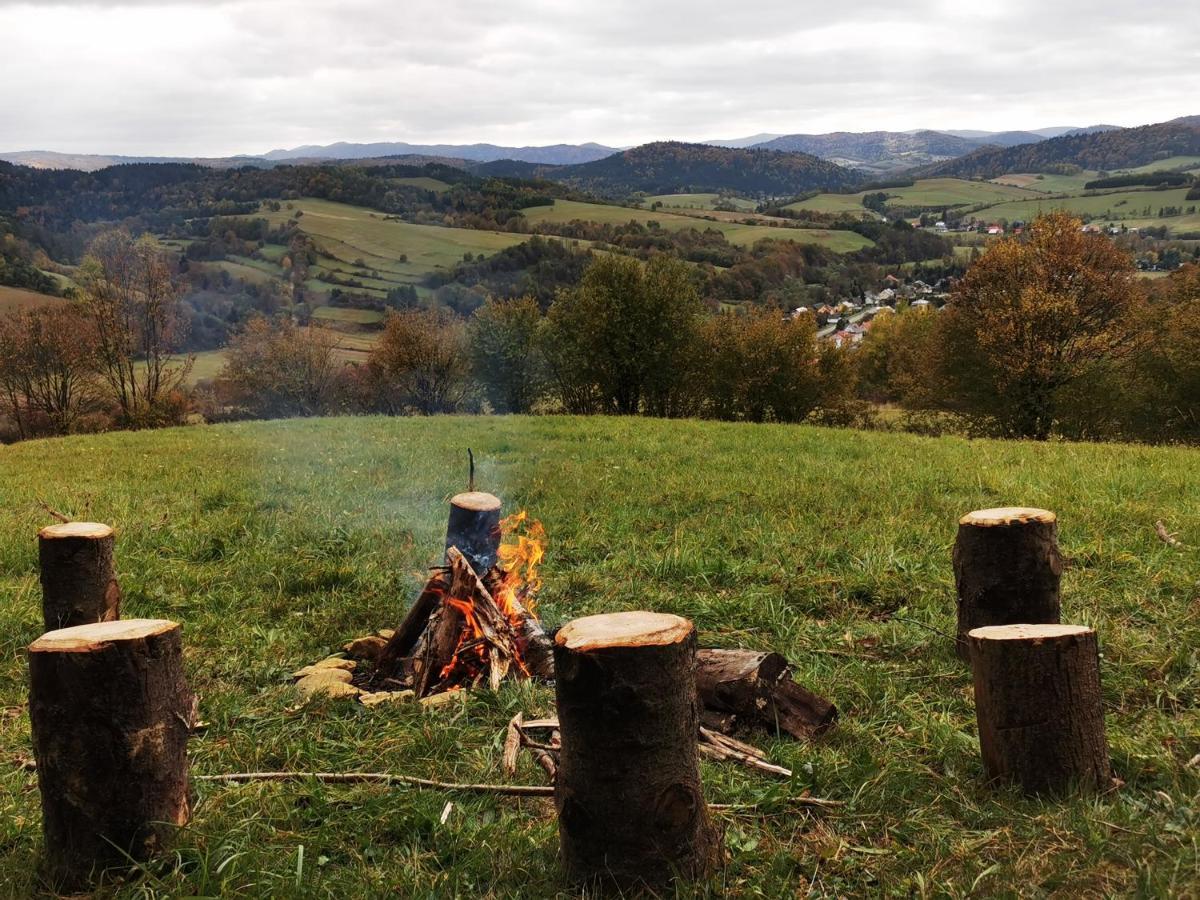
top-left (1, 0), bottom-right (1197, 156)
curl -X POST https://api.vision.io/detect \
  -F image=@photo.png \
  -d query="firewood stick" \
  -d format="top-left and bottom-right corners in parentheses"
top-left (503, 712), bottom-right (523, 777)
top-left (193, 771), bottom-right (555, 796)
top-left (698, 729), bottom-right (793, 778)
top-left (375, 570), bottom-right (449, 680)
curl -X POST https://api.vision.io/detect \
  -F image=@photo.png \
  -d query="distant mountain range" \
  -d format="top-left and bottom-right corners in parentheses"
top-left (2, 118), bottom-right (1195, 197)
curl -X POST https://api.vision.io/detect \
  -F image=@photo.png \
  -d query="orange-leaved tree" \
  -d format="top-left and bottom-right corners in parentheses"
top-left (939, 211), bottom-right (1145, 439)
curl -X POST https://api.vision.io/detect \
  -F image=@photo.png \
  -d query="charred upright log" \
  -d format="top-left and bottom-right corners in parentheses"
top-left (445, 491), bottom-right (502, 574)
top-left (953, 507), bottom-right (1062, 661)
top-left (553, 611), bottom-right (721, 888)
top-left (38, 522), bottom-right (121, 630)
top-left (969, 623), bottom-right (1111, 795)
top-left (696, 648), bottom-right (837, 740)
top-left (28, 619), bottom-right (192, 890)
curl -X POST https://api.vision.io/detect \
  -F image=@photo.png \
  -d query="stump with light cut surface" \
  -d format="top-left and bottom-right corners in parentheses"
top-left (953, 507), bottom-right (1062, 660)
top-left (553, 611), bottom-right (720, 888)
top-left (969, 623), bottom-right (1111, 795)
top-left (38, 521), bottom-right (121, 630)
top-left (28, 619), bottom-right (193, 889)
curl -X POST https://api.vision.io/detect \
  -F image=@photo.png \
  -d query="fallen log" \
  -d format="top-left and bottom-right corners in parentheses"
top-left (695, 648), bottom-right (837, 741)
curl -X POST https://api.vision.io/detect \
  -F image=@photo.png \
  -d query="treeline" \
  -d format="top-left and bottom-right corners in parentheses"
top-left (1083, 172), bottom-right (1193, 190)
top-left (856, 212), bottom-right (1200, 442)
top-left (212, 254), bottom-right (861, 425)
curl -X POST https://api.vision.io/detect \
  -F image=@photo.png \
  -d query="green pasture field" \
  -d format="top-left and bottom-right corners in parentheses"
top-left (0, 416), bottom-right (1197, 896)
top-left (788, 178), bottom-right (1042, 216)
top-left (521, 199), bottom-right (873, 252)
top-left (646, 193), bottom-right (759, 212)
top-left (391, 177), bottom-right (451, 192)
top-left (312, 306), bottom-right (387, 326)
top-left (989, 172), bottom-right (1100, 194)
top-left (258, 199), bottom-right (529, 282)
top-left (967, 187), bottom-right (1197, 230)
top-left (1115, 157), bottom-right (1200, 175)
top-left (0, 286), bottom-right (62, 314)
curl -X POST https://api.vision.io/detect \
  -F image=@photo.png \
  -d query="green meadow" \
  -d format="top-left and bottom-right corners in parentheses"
top-left (522, 199), bottom-right (873, 252)
top-left (645, 193), bottom-right (759, 212)
top-left (787, 178), bottom-right (1042, 216)
top-left (1, 416), bottom-right (1197, 896)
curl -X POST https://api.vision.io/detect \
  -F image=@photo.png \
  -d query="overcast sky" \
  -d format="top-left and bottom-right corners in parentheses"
top-left (2, 0), bottom-right (1197, 156)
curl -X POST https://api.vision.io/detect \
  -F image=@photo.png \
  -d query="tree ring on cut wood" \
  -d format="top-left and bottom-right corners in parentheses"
top-left (555, 610), bottom-right (694, 652)
top-left (959, 507), bottom-right (1056, 527)
top-left (38, 522), bottom-right (115, 540)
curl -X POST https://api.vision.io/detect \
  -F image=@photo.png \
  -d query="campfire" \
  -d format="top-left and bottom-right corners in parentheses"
top-left (335, 490), bottom-right (555, 701)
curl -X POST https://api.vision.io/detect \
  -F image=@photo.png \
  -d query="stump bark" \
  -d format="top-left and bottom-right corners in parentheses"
top-left (953, 507), bottom-right (1062, 660)
top-left (38, 522), bottom-right (121, 630)
top-left (445, 491), bottom-right (502, 574)
top-left (969, 623), bottom-right (1110, 795)
top-left (553, 611), bottom-right (720, 888)
top-left (28, 619), bottom-right (193, 889)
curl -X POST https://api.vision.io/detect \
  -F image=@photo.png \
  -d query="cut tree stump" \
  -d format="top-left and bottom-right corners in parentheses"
top-left (553, 611), bottom-right (720, 888)
top-left (968, 623), bottom-right (1111, 795)
top-left (38, 522), bottom-right (120, 630)
top-left (695, 648), bottom-right (837, 740)
top-left (445, 491), bottom-right (502, 574)
top-left (953, 507), bottom-right (1062, 660)
top-left (28, 619), bottom-right (193, 889)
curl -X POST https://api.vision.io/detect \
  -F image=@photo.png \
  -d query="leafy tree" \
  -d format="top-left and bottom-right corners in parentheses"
top-left (697, 309), bottom-right (823, 422)
top-left (855, 308), bottom-right (942, 406)
top-left (937, 212), bottom-right (1145, 439)
top-left (0, 305), bottom-right (98, 437)
top-left (469, 296), bottom-right (545, 413)
top-left (542, 254), bottom-right (702, 415)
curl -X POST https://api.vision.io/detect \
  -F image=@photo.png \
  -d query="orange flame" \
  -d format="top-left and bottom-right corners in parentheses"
top-left (437, 510), bottom-right (546, 686)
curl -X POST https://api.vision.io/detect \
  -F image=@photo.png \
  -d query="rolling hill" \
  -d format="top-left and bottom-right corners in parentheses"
top-left (260, 141), bottom-right (618, 165)
top-left (925, 119), bottom-right (1200, 179)
top-left (542, 141), bottom-right (860, 197)
top-left (752, 130), bottom-right (979, 173)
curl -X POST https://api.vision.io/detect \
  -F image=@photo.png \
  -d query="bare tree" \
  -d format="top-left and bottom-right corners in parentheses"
top-left (218, 316), bottom-right (343, 418)
top-left (0, 305), bottom-right (99, 437)
top-left (78, 230), bottom-right (192, 426)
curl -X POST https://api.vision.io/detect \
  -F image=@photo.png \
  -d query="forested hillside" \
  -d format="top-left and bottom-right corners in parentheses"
top-left (927, 120), bottom-right (1200, 178)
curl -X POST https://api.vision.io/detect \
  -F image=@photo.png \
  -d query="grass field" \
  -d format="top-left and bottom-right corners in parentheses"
top-left (260, 199), bottom-right (531, 286)
top-left (989, 172), bottom-right (1100, 194)
top-left (0, 286), bottom-right (62, 314)
top-left (312, 306), bottom-right (387, 326)
top-left (788, 179), bottom-right (1043, 216)
top-left (646, 193), bottom-right (758, 212)
top-left (1, 416), bottom-right (1197, 896)
top-left (522, 199), bottom-right (873, 252)
top-left (967, 187), bottom-right (1198, 230)
top-left (392, 177), bottom-right (451, 192)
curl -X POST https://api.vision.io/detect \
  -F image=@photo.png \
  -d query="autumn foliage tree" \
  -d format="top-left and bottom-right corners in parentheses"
top-left (369, 308), bottom-right (472, 414)
top-left (937, 212), bottom-right (1145, 439)
top-left (218, 317), bottom-right (343, 418)
top-left (0, 305), bottom-right (99, 438)
top-left (77, 230), bottom-right (192, 427)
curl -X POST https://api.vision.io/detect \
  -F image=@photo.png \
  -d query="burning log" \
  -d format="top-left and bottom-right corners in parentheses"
top-left (953, 507), bottom-right (1062, 661)
top-left (445, 491), bottom-right (503, 574)
top-left (374, 571), bottom-right (449, 679)
top-left (28, 619), bottom-right (192, 890)
top-left (553, 611), bottom-right (721, 888)
top-left (38, 522), bottom-right (121, 630)
top-left (695, 648), bottom-right (837, 741)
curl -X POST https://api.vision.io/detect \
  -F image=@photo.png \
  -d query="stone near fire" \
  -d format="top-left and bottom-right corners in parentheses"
top-left (359, 689), bottom-right (415, 708)
top-left (344, 635), bottom-right (389, 662)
